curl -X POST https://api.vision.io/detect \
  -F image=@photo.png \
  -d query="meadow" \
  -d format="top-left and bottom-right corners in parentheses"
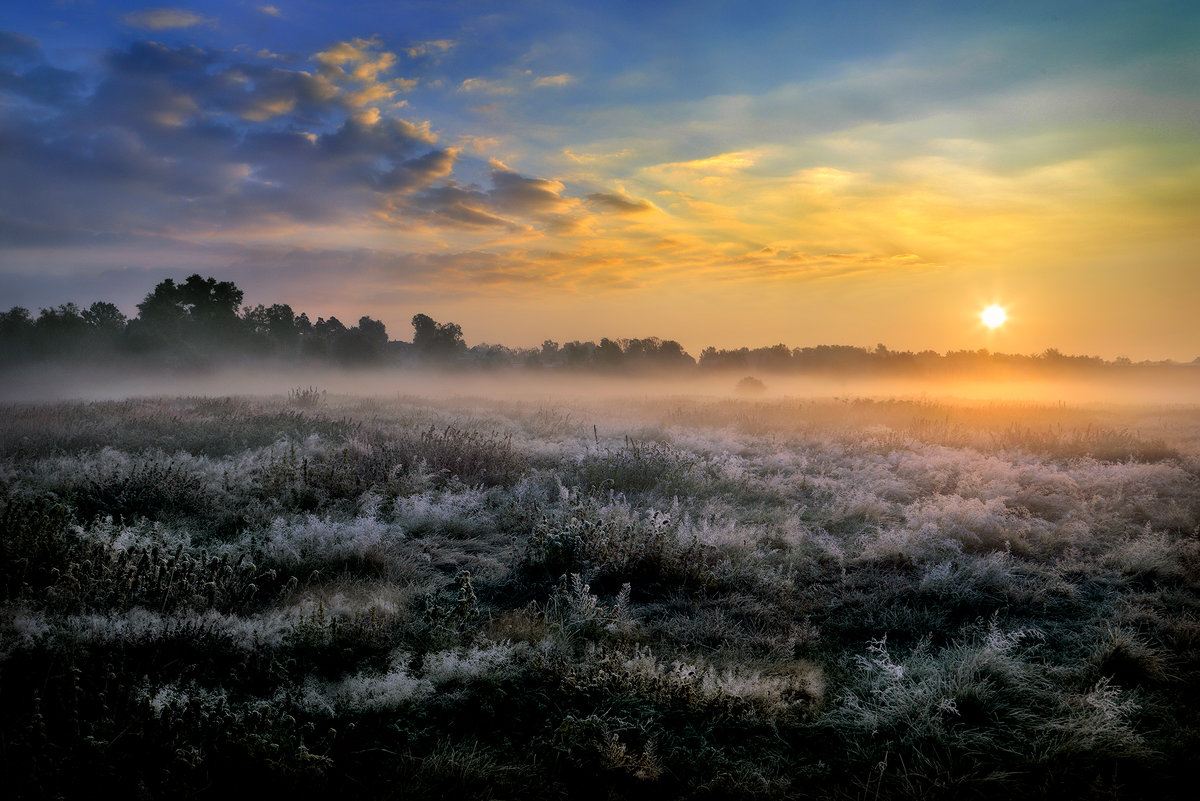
top-left (2, 386), bottom-right (1198, 799)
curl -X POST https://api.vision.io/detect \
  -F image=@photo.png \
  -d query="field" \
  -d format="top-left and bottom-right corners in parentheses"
top-left (2, 387), bottom-right (1199, 799)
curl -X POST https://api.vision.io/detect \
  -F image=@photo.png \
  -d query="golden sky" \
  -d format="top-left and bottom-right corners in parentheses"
top-left (2, 2), bottom-right (1197, 359)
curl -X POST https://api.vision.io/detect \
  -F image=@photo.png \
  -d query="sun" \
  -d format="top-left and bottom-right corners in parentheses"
top-left (981, 304), bottom-right (1007, 329)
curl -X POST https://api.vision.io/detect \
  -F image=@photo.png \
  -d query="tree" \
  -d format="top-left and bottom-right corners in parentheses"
top-left (469, 342), bottom-right (515, 368)
top-left (131, 274), bottom-right (247, 353)
top-left (301, 316), bottom-right (347, 359)
top-left (356, 315), bottom-right (388, 354)
top-left (80, 301), bottom-right (128, 355)
top-left (243, 303), bottom-right (298, 354)
top-left (135, 274), bottom-right (243, 327)
top-left (335, 315), bottom-right (389, 364)
top-left (656, 339), bottom-right (695, 367)
top-left (136, 279), bottom-right (185, 328)
top-left (82, 302), bottom-right (127, 335)
top-left (596, 337), bottom-right (622, 368)
top-left (539, 339), bottom-right (560, 365)
top-left (35, 304), bottom-right (89, 355)
top-left (0, 307), bottom-right (34, 363)
top-left (0, 306), bottom-right (33, 337)
top-left (315, 316), bottom-right (347, 338)
top-left (177, 274), bottom-right (244, 325)
top-left (411, 313), bottom-right (466, 361)
top-left (561, 340), bottom-right (595, 367)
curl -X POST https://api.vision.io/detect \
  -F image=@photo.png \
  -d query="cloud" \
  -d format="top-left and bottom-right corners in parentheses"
top-left (408, 184), bottom-right (514, 230)
top-left (376, 148), bottom-right (458, 192)
top-left (426, 198), bottom-right (515, 229)
top-left (652, 151), bottom-right (758, 173)
top-left (405, 39), bottom-right (455, 59)
top-left (230, 65), bottom-right (339, 120)
top-left (585, 192), bottom-right (653, 214)
top-left (0, 44), bottom-right (86, 106)
top-left (534, 73), bottom-right (575, 88)
top-left (0, 30), bottom-right (42, 64)
top-left (316, 38), bottom-right (396, 82)
top-left (312, 38), bottom-right (418, 108)
top-left (487, 163), bottom-right (569, 215)
top-left (319, 108), bottom-right (436, 155)
top-left (343, 81), bottom-right (399, 108)
top-left (120, 8), bottom-right (214, 31)
top-left (459, 77), bottom-right (515, 95)
top-left (3, 33), bottom-right (857, 310)
top-left (257, 5), bottom-right (282, 16)
top-left (0, 37), bottom-right (631, 260)
top-left (562, 147), bottom-right (635, 165)
top-left (106, 40), bottom-right (215, 74)
top-left (402, 162), bottom-right (589, 234)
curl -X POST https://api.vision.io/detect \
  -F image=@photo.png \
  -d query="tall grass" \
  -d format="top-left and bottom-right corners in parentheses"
top-left (2, 393), bottom-right (1197, 799)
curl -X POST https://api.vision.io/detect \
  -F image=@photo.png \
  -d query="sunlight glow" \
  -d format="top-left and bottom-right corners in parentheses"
top-left (981, 304), bottom-right (1007, 329)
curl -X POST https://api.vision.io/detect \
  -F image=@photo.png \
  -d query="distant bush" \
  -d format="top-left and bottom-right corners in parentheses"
top-left (734, 375), bottom-right (767, 395)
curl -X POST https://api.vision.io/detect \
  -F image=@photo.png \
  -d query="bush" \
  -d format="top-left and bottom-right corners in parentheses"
top-left (734, 376), bottom-right (767, 396)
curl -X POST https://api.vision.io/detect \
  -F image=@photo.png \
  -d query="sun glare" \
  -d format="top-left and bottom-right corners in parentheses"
top-left (981, 304), bottom-right (1007, 329)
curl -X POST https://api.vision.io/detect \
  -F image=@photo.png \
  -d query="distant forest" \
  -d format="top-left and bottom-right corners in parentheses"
top-left (1, 273), bottom-right (1195, 374)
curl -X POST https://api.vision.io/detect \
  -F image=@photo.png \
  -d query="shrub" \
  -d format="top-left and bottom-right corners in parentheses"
top-left (288, 386), bottom-right (327, 409)
top-left (734, 376), bottom-right (767, 396)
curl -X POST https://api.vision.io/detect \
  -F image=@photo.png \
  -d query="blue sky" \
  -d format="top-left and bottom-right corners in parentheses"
top-left (2, 1), bottom-right (1197, 357)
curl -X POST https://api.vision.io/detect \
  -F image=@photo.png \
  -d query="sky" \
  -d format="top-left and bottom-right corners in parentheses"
top-left (1, 1), bottom-right (1197, 360)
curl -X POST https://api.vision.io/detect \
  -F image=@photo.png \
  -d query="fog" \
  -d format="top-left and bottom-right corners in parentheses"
top-left (2, 361), bottom-right (1198, 407)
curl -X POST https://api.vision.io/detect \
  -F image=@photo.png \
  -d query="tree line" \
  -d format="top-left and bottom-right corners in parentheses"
top-left (695, 342), bottom-right (1194, 374)
top-left (1, 274), bottom-right (1193, 372)
top-left (0, 274), bottom-right (696, 371)
top-left (2, 275), bottom-right (391, 368)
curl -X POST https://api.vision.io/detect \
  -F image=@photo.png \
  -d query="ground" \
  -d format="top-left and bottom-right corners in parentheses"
top-left (2, 390), bottom-right (1198, 799)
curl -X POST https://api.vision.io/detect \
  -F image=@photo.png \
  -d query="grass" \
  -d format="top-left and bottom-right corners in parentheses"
top-left (1, 393), bottom-right (1198, 799)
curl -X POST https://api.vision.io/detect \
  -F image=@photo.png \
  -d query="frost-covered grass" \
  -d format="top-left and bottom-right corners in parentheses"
top-left (1, 393), bottom-right (1198, 799)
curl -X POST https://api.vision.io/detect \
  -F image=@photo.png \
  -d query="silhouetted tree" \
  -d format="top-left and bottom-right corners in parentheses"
top-left (335, 315), bottom-right (389, 364)
top-left (82, 302), bottom-right (126, 336)
top-left (596, 337), bottom-right (622, 368)
top-left (699, 346), bottom-right (748, 370)
top-left (656, 340), bottom-right (694, 367)
top-left (618, 337), bottom-right (695, 370)
top-left (0, 301), bottom-right (129, 361)
top-left (0, 306), bottom-right (36, 363)
top-left (0, 307), bottom-right (34, 337)
top-left (129, 274), bottom-right (246, 355)
top-left (411, 313), bottom-right (466, 362)
top-left (135, 279), bottom-right (186, 329)
top-left (243, 303), bottom-right (298, 355)
top-left (539, 339), bottom-right (560, 366)
top-left (469, 342), bottom-right (516, 368)
top-left (314, 316), bottom-right (347, 338)
top-left (35, 304), bottom-right (89, 353)
top-left (298, 316), bottom-right (346, 359)
top-left (177, 274), bottom-right (244, 326)
top-left (561, 340), bottom-right (595, 367)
